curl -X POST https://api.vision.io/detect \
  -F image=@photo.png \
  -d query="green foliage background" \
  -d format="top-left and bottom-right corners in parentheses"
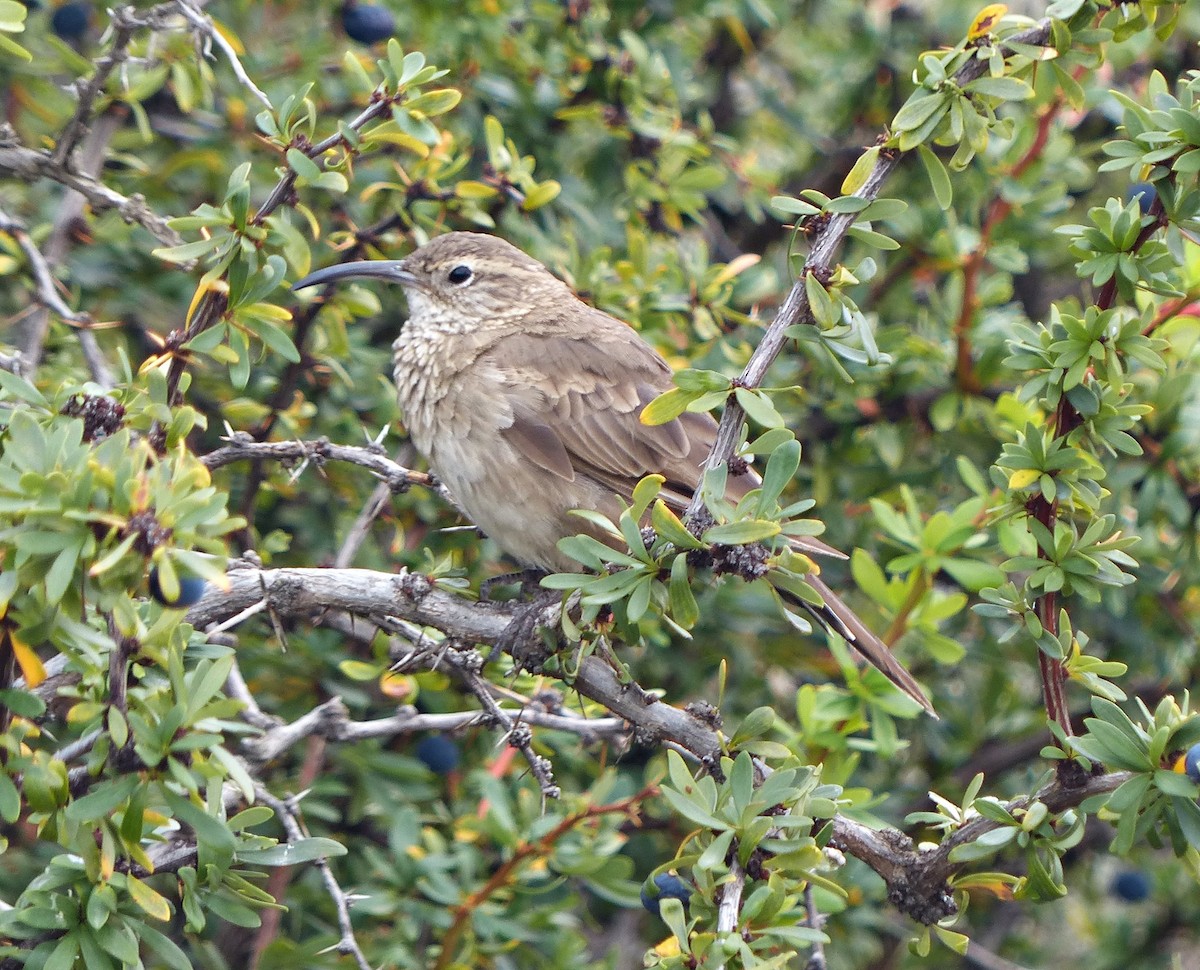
top-left (2, 0), bottom-right (1200, 968)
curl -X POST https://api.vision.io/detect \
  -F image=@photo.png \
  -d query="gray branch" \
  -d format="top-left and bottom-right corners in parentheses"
top-left (255, 786), bottom-right (371, 970)
top-left (0, 134), bottom-right (182, 248)
top-left (685, 18), bottom-right (1053, 520)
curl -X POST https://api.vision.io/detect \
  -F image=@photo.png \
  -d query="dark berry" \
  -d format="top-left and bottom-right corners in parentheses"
top-left (1109, 869), bottom-right (1150, 903)
top-left (1128, 182), bottom-right (1157, 215)
top-left (640, 873), bottom-right (691, 916)
top-left (51, 1), bottom-right (90, 40)
top-left (148, 567), bottom-right (208, 608)
top-left (415, 734), bottom-right (460, 774)
top-left (1185, 742), bottom-right (1200, 782)
top-left (340, 2), bottom-right (394, 44)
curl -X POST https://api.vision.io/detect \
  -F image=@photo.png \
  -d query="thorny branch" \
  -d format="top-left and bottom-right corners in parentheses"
top-left (177, 562), bottom-right (1130, 924)
top-left (254, 787), bottom-right (371, 970)
top-left (0, 133), bottom-right (181, 248)
top-left (201, 433), bottom-right (444, 498)
top-left (684, 18), bottom-right (1053, 522)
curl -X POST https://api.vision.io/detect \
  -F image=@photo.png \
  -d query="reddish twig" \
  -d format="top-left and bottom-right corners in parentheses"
top-left (431, 784), bottom-right (657, 970)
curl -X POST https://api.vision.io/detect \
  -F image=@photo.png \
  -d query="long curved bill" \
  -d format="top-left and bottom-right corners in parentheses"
top-left (292, 260), bottom-right (418, 291)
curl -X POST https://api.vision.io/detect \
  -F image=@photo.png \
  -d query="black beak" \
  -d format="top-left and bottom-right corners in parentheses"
top-left (292, 259), bottom-right (419, 291)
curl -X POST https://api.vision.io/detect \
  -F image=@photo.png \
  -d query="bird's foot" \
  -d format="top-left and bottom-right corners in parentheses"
top-left (492, 587), bottom-right (563, 670)
top-left (480, 568), bottom-right (549, 602)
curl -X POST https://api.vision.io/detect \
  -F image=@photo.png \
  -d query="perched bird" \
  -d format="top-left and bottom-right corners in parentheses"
top-left (294, 232), bottom-right (934, 713)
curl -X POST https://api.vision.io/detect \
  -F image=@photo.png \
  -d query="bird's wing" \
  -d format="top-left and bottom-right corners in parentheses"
top-left (480, 321), bottom-right (713, 506)
top-left (479, 320), bottom-right (843, 560)
top-left (479, 320), bottom-right (935, 712)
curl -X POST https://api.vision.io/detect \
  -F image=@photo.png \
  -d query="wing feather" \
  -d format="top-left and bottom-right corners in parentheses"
top-left (479, 317), bottom-right (843, 560)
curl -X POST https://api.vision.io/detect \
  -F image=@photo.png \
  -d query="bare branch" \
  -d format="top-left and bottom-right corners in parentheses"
top-left (202, 434), bottom-right (441, 497)
top-left (0, 134), bottom-right (182, 248)
top-left (0, 208), bottom-right (92, 327)
top-left (715, 854), bottom-right (746, 954)
top-left (187, 564), bottom-right (726, 770)
top-left (173, 0), bottom-right (272, 109)
top-left (52, 10), bottom-right (141, 166)
top-left (255, 787), bottom-right (372, 970)
top-left (685, 19), bottom-right (1053, 520)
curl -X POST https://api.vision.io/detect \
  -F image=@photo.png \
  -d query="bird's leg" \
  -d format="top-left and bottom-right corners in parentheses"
top-left (492, 586), bottom-right (564, 671)
top-left (480, 567), bottom-right (549, 602)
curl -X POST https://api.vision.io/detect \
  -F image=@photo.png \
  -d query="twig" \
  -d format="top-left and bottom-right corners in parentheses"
top-left (715, 854), bottom-right (746, 968)
top-left (431, 785), bottom-right (656, 970)
top-left (335, 441), bottom-right (420, 568)
top-left (250, 735), bottom-right (326, 969)
top-left (202, 434), bottom-right (440, 497)
top-left (684, 18), bottom-right (1053, 522)
top-left (803, 882), bottom-right (827, 970)
top-left (173, 0), bottom-right (272, 109)
top-left (54, 729), bottom-right (102, 765)
top-left (0, 207), bottom-right (92, 327)
top-left (0, 136), bottom-right (182, 248)
top-left (255, 786), bottom-right (371, 970)
top-left (52, 11), bottom-right (141, 166)
top-left (225, 658), bottom-right (280, 731)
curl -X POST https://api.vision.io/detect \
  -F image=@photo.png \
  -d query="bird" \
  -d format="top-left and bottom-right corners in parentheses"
top-left (293, 231), bottom-right (935, 714)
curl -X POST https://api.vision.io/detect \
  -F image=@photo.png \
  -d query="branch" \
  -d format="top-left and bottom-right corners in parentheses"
top-left (255, 787), bottom-right (371, 970)
top-left (202, 434), bottom-right (441, 496)
top-left (173, 0), bottom-right (272, 109)
top-left (185, 564), bottom-right (726, 770)
top-left (828, 768), bottom-right (1127, 924)
top-left (240, 693), bottom-right (627, 767)
top-left (685, 18), bottom-right (1053, 521)
top-left (51, 9), bottom-right (141, 166)
top-left (0, 132), bottom-right (182, 248)
top-left (0, 207), bottom-right (92, 327)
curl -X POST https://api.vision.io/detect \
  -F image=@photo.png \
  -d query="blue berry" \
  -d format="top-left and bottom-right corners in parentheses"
top-left (415, 734), bottom-right (460, 774)
top-left (148, 568), bottom-right (208, 608)
top-left (640, 873), bottom-right (691, 916)
top-left (1185, 742), bottom-right (1200, 782)
top-left (340, 3), bottom-right (394, 44)
top-left (1128, 182), bottom-right (1157, 215)
top-left (1109, 869), bottom-right (1150, 903)
top-left (50, 2), bottom-right (90, 40)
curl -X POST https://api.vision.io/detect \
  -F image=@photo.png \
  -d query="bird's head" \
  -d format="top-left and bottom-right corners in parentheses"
top-left (293, 231), bottom-right (566, 326)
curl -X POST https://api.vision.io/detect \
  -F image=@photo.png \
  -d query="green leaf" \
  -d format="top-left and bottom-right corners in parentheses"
top-left (286, 148), bottom-right (321, 179)
top-left (238, 836), bottom-right (348, 866)
top-left (702, 520), bottom-right (781, 545)
top-left (65, 774), bottom-right (140, 824)
top-left (965, 76), bottom-right (1035, 101)
top-left (892, 92), bottom-right (950, 132)
top-left (651, 501), bottom-right (705, 550)
top-left (125, 876), bottom-right (172, 922)
top-left (640, 388), bottom-right (697, 426)
top-left (137, 925), bottom-right (193, 970)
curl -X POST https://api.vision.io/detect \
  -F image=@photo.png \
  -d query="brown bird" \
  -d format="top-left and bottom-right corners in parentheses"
top-left (294, 232), bottom-right (934, 714)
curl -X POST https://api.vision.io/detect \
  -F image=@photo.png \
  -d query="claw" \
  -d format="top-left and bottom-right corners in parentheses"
top-left (480, 567), bottom-right (548, 602)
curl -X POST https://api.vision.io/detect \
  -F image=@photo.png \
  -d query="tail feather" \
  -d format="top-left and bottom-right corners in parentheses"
top-left (798, 573), bottom-right (937, 717)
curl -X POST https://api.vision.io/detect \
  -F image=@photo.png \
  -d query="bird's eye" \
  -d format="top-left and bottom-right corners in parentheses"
top-left (447, 264), bottom-right (473, 285)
